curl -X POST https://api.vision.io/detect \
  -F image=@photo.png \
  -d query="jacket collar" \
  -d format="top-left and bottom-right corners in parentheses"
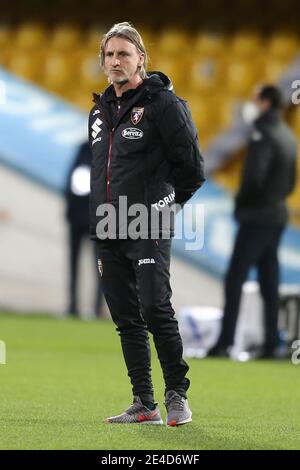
top-left (255, 108), bottom-right (281, 128)
top-left (93, 71), bottom-right (173, 105)
top-left (92, 71), bottom-right (173, 131)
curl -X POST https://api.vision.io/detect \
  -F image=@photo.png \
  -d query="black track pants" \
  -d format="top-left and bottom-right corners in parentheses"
top-left (218, 224), bottom-right (284, 352)
top-left (96, 238), bottom-right (190, 403)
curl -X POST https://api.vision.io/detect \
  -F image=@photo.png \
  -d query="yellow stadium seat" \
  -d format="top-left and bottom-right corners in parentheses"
top-left (158, 29), bottom-right (189, 56)
top-left (51, 25), bottom-right (81, 52)
top-left (262, 59), bottom-right (290, 83)
top-left (43, 53), bottom-right (75, 92)
top-left (86, 28), bottom-right (103, 54)
top-left (291, 107), bottom-right (300, 136)
top-left (14, 24), bottom-right (47, 50)
top-left (218, 98), bottom-right (240, 130)
top-left (74, 85), bottom-right (106, 109)
top-left (225, 60), bottom-right (258, 98)
top-left (194, 32), bottom-right (226, 58)
top-left (80, 55), bottom-right (108, 92)
top-left (230, 32), bottom-right (261, 59)
top-left (190, 57), bottom-right (223, 95)
top-left (138, 28), bottom-right (155, 51)
top-left (288, 145), bottom-right (300, 225)
top-left (70, 91), bottom-right (93, 111)
top-left (8, 53), bottom-right (43, 82)
top-left (150, 54), bottom-right (191, 92)
top-left (268, 34), bottom-right (300, 61)
top-left (182, 94), bottom-right (218, 136)
top-left (79, 53), bottom-right (102, 88)
top-left (184, 95), bottom-right (239, 137)
top-left (0, 48), bottom-right (11, 67)
top-left (0, 25), bottom-right (11, 48)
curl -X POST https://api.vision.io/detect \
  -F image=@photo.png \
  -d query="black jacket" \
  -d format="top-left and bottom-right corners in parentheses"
top-left (88, 72), bottom-right (205, 240)
top-left (235, 109), bottom-right (297, 226)
top-left (65, 141), bottom-right (92, 227)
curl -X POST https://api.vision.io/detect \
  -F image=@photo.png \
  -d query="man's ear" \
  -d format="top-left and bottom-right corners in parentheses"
top-left (139, 53), bottom-right (145, 66)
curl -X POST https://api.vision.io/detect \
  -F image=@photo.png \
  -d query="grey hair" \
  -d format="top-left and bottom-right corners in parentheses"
top-left (100, 22), bottom-right (148, 79)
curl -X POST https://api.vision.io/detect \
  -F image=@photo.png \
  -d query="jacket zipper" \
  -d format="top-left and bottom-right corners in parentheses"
top-left (106, 103), bottom-right (121, 203)
top-left (106, 130), bottom-right (114, 203)
top-left (94, 104), bottom-right (113, 204)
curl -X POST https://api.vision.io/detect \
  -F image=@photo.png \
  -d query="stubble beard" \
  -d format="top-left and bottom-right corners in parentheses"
top-left (113, 77), bottom-right (129, 85)
top-left (108, 71), bottom-right (129, 86)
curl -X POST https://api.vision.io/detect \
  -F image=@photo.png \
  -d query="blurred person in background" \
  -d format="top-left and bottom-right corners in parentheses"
top-left (208, 85), bottom-right (297, 359)
top-left (65, 141), bottom-right (103, 318)
top-left (89, 22), bottom-right (205, 426)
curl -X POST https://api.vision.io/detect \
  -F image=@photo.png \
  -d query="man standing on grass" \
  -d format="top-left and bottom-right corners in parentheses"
top-left (89, 22), bottom-right (205, 426)
top-left (207, 85), bottom-right (297, 359)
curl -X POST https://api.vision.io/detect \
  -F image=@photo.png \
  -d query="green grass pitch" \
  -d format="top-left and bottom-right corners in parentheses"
top-left (0, 312), bottom-right (299, 450)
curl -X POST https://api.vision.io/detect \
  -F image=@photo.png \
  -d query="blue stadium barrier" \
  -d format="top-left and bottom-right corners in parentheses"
top-left (0, 67), bottom-right (87, 191)
top-left (173, 181), bottom-right (300, 284)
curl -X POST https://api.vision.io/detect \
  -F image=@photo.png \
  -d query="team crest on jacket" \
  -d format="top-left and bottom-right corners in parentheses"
top-left (131, 107), bottom-right (144, 125)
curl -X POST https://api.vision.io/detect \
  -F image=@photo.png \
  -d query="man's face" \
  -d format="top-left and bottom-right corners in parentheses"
top-left (254, 91), bottom-right (271, 115)
top-left (104, 36), bottom-right (144, 85)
